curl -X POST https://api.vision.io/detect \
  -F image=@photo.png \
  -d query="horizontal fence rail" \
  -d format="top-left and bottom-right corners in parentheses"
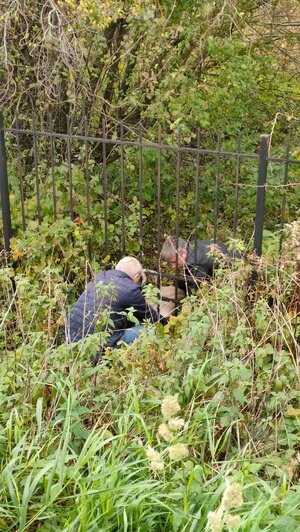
top-left (3, 126), bottom-right (300, 166)
top-left (1, 114), bottom-right (300, 305)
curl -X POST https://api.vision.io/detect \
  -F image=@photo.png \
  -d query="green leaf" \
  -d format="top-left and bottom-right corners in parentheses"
top-left (233, 388), bottom-right (246, 405)
top-left (36, 397), bottom-right (43, 435)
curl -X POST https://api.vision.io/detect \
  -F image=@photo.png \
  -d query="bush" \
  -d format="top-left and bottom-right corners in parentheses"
top-left (0, 224), bottom-right (299, 529)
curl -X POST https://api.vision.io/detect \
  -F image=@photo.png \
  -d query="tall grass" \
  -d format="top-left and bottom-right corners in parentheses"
top-left (0, 226), bottom-right (299, 530)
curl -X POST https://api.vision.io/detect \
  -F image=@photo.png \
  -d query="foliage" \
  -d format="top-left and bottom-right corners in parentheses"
top-left (0, 225), bottom-right (299, 530)
top-left (3, 123), bottom-right (300, 265)
top-left (1, 0), bottom-right (300, 257)
top-left (0, 1), bottom-right (300, 528)
top-left (0, 0), bottom-right (299, 139)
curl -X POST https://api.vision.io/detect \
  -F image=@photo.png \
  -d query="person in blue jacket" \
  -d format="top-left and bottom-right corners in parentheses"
top-left (64, 256), bottom-right (164, 360)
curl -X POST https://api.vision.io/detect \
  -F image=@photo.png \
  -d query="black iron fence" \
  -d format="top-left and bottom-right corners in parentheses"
top-left (1, 114), bottom-right (300, 274)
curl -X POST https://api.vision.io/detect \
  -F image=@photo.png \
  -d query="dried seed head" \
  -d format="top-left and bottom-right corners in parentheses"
top-left (168, 417), bottom-right (185, 431)
top-left (146, 446), bottom-right (161, 463)
top-left (224, 513), bottom-right (241, 528)
top-left (207, 511), bottom-right (222, 532)
top-left (161, 395), bottom-right (181, 420)
top-left (149, 459), bottom-right (164, 472)
top-left (158, 423), bottom-right (173, 442)
top-left (167, 443), bottom-right (189, 461)
top-left (146, 446), bottom-right (164, 472)
top-left (222, 483), bottom-right (243, 510)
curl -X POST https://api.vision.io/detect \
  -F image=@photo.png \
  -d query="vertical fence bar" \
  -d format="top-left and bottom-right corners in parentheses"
top-left (279, 141), bottom-right (290, 255)
top-left (120, 121), bottom-right (125, 256)
top-left (233, 131), bottom-right (241, 238)
top-left (157, 125), bottom-right (162, 290)
top-left (102, 119), bottom-right (108, 256)
top-left (175, 128), bottom-right (181, 249)
top-left (138, 123), bottom-right (143, 259)
top-left (84, 116), bottom-right (91, 258)
top-left (84, 116), bottom-right (91, 225)
top-left (66, 117), bottom-right (74, 220)
top-left (0, 114), bottom-right (13, 252)
top-left (213, 132), bottom-right (221, 243)
top-left (254, 134), bottom-right (269, 256)
top-left (194, 128), bottom-right (200, 264)
top-left (15, 116), bottom-right (26, 231)
top-left (32, 114), bottom-right (41, 223)
top-left (49, 113), bottom-right (57, 221)
top-left (175, 127), bottom-right (181, 309)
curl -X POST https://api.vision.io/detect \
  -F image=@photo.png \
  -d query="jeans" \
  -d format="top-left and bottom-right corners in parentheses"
top-left (93, 325), bottom-right (144, 366)
top-left (116, 325), bottom-right (144, 347)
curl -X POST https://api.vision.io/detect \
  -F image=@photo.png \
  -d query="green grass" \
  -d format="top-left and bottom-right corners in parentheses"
top-left (0, 226), bottom-right (299, 530)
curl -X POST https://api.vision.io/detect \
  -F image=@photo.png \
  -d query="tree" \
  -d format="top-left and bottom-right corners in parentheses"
top-left (0, 0), bottom-right (299, 137)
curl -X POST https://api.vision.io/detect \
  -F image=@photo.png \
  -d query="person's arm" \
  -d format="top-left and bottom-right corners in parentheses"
top-left (122, 284), bottom-right (167, 325)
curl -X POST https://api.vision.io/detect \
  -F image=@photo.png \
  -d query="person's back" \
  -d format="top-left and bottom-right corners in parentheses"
top-left (65, 269), bottom-right (136, 343)
top-left (64, 257), bottom-right (162, 349)
top-left (185, 239), bottom-right (235, 280)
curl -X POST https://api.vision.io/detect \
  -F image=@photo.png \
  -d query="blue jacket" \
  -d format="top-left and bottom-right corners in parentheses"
top-left (64, 269), bottom-right (160, 347)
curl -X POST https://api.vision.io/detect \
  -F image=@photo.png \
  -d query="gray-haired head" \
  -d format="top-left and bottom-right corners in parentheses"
top-left (116, 256), bottom-right (144, 284)
top-left (161, 236), bottom-right (188, 268)
top-left (161, 236), bottom-right (187, 260)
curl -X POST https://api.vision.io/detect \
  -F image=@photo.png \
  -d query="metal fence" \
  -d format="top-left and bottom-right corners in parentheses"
top-left (1, 114), bottom-right (300, 276)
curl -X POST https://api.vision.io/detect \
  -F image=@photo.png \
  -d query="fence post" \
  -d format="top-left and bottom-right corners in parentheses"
top-left (0, 113), bottom-right (12, 252)
top-left (254, 134), bottom-right (269, 257)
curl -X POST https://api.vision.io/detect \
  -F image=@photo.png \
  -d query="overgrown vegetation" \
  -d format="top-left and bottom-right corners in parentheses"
top-left (1, 1), bottom-right (300, 259)
top-left (4, 127), bottom-right (300, 267)
top-left (0, 223), bottom-right (299, 530)
top-left (1, 0), bottom-right (299, 138)
top-left (0, 1), bottom-right (300, 529)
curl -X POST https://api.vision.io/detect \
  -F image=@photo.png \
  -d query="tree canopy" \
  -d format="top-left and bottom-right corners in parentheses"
top-left (1, 0), bottom-right (299, 137)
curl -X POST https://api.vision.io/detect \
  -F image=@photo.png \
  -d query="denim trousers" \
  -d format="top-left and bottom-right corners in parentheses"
top-left (93, 325), bottom-right (144, 366)
top-left (115, 325), bottom-right (144, 347)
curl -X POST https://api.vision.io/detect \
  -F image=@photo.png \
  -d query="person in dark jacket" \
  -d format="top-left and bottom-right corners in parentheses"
top-left (64, 257), bottom-right (163, 355)
top-left (161, 236), bottom-right (238, 294)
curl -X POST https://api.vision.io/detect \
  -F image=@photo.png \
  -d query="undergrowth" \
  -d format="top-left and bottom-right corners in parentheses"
top-left (0, 223), bottom-right (299, 531)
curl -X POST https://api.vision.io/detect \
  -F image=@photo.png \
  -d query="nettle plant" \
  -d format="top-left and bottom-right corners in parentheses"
top-left (100, 226), bottom-right (299, 459)
top-left (0, 222), bottom-right (299, 530)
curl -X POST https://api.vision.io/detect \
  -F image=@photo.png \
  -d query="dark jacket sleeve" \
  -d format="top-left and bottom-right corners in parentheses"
top-left (119, 283), bottom-right (166, 325)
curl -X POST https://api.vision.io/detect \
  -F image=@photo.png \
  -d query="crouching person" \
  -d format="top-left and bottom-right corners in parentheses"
top-left (63, 256), bottom-right (166, 365)
top-left (161, 236), bottom-right (239, 295)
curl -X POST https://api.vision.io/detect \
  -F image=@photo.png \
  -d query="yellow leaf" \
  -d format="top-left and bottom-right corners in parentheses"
top-left (286, 406), bottom-right (300, 417)
top-left (12, 249), bottom-right (24, 260)
top-left (56, 315), bottom-right (65, 326)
